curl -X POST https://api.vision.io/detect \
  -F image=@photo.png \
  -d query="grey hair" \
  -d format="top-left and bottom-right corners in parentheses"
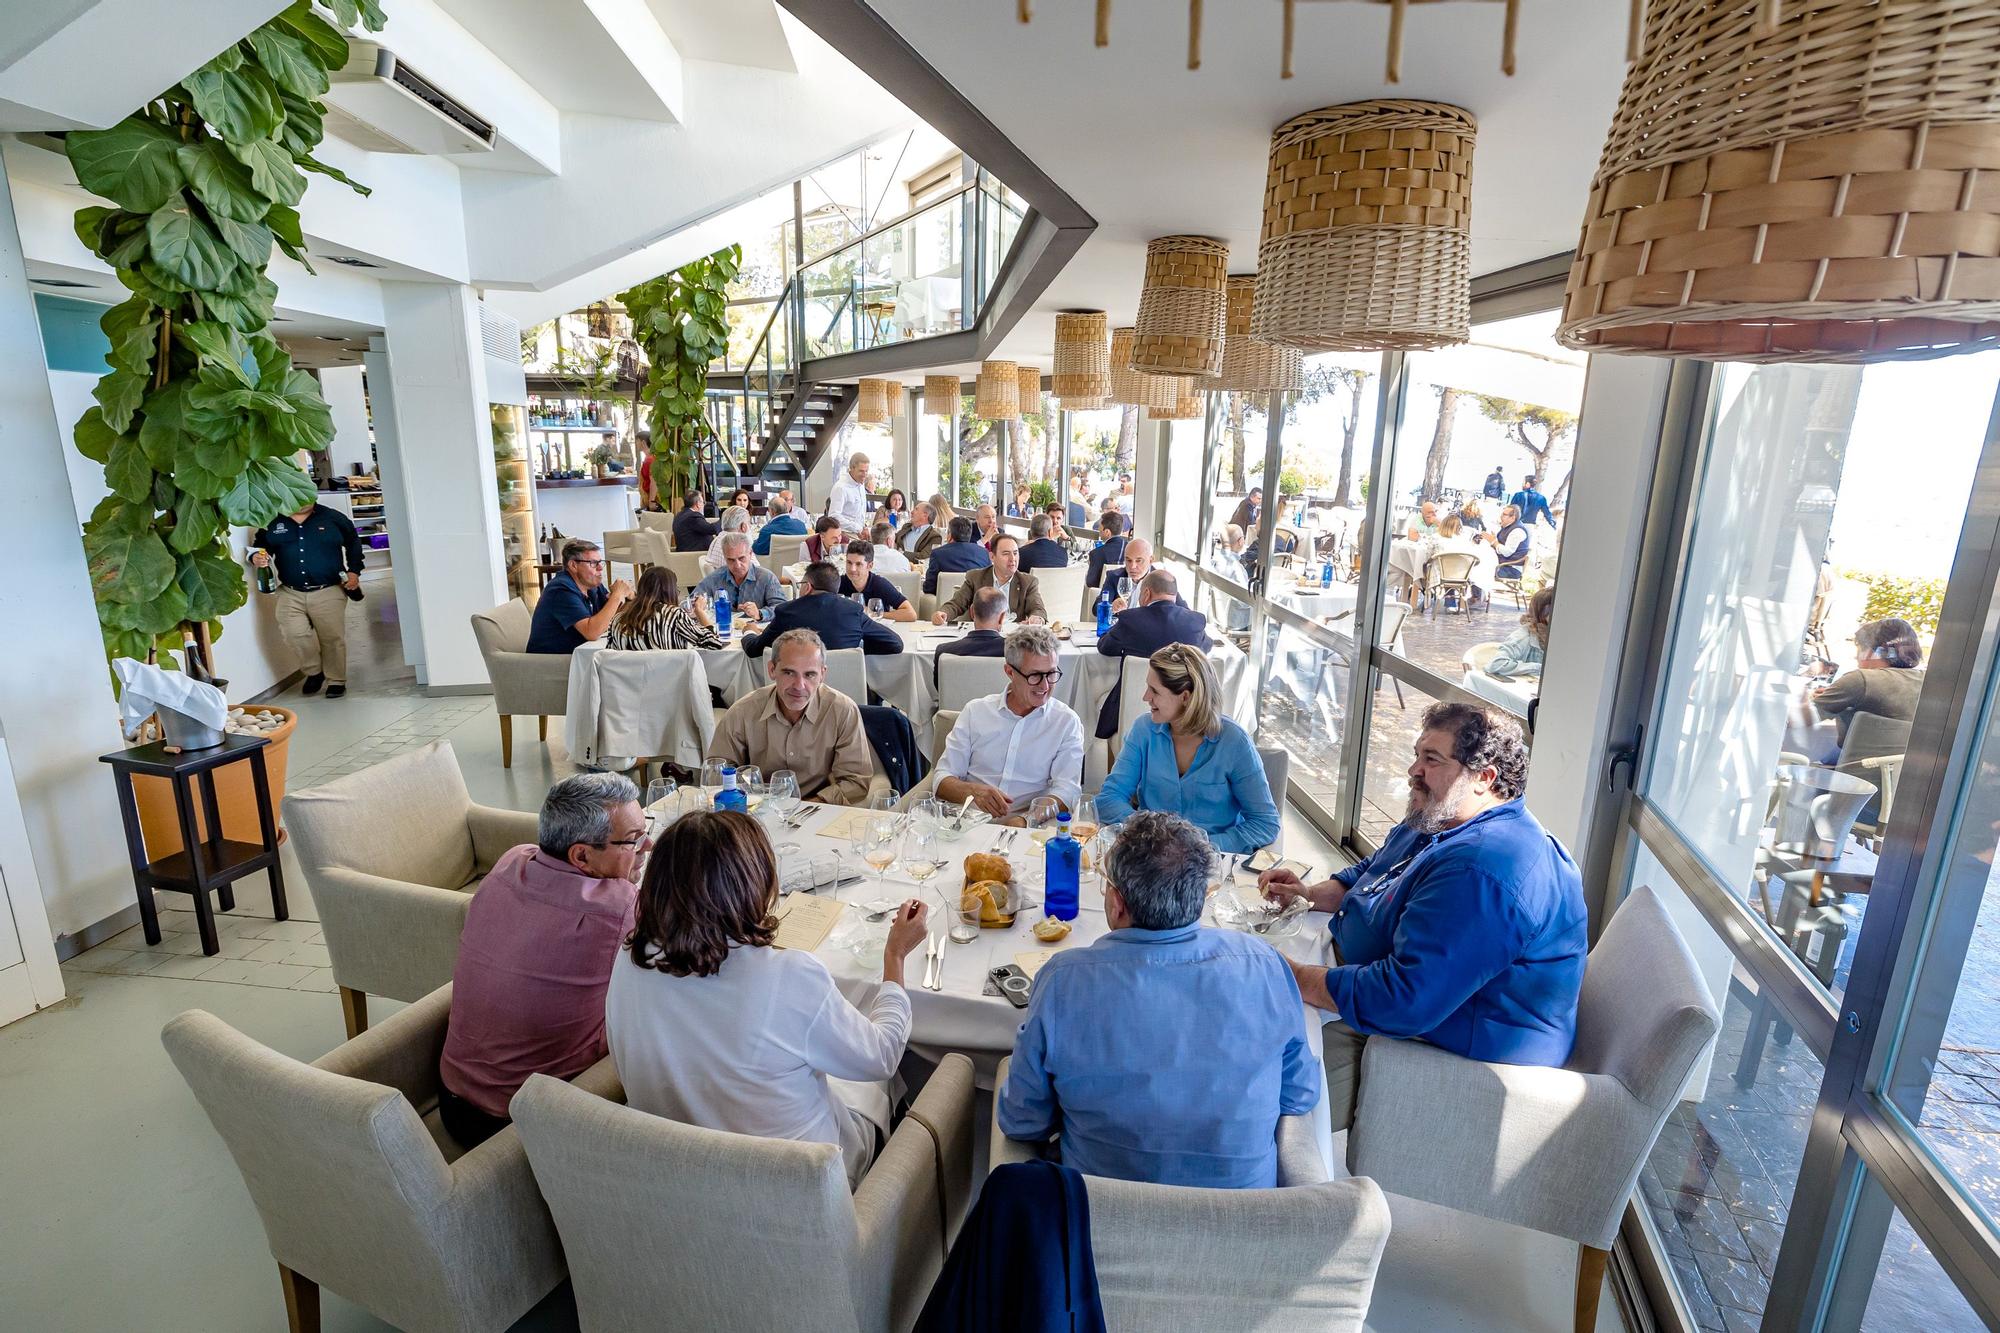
top-left (719, 531), bottom-right (751, 555)
top-left (720, 505), bottom-right (750, 532)
top-left (772, 492), bottom-right (794, 514)
top-left (537, 771), bottom-right (639, 858)
top-left (1103, 811), bottom-right (1212, 930)
top-left (771, 627), bottom-right (826, 664)
top-left (1004, 624), bottom-right (1059, 668)
top-left (560, 538), bottom-right (601, 564)
top-left (1140, 568), bottom-right (1178, 600)
top-left (971, 585), bottom-right (1008, 624)
top-left (1030, 513), bottom-right (1052, 539)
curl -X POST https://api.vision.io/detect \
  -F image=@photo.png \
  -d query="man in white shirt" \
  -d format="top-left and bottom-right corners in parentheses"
top-left (828, 451), bottom-right (872, 535)
top-left (934, 625), bottom-right (1085, 822)
top-left (869, 521), bottom-right (914, 574)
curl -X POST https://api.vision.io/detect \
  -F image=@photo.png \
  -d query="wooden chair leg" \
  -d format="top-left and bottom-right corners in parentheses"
top-left (278, 1264), bottom-right (320, 1333)
top-left (1574, 1243), bottom-right (1609, 1333)
top-left (339, 986), bottom-right (368, 1039)
top-left (538, 714), bottom-right (548, 742)
top-left (498, 714), bottom-right (513, 768)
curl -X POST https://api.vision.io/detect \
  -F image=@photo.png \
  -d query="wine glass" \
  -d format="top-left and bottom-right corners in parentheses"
top-left (903, 823), bottom-right (941, 888)
top-left (1117, 575), bottom-right (1135, 605)
top-left (736, 764), bottom-right (764, 812)
top-left (645, 776), bottom-right (677, 837)
top-left (700, 758), bottom-right (729, 805)
top-left (853, 817), bottom-right (903, 912)
top-left (849, 592), bottom-right (866, 610)
top-left (1026, 796), bottom-right (1060, 830)
top-left (866, 596), bottom-right (886, 620)
top-left (766, 770), bottom-right (800, 823)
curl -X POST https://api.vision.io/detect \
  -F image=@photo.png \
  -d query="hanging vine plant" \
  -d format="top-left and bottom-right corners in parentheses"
top-left (619, 244), bottom-right (741, 509)
top-left (63, 0), bottom-right (386, 665)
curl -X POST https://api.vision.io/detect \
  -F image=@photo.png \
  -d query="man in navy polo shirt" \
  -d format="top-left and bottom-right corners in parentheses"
top-left (839, 540), bottom-right (917, 622)
top-left (528, 539), bottom-right (632, 654)
top-left (252, 499), bottom-right (366, 698)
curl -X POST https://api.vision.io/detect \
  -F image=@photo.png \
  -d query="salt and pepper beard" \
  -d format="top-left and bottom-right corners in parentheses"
top-left (1407, 769), bottom-right (1482, 834)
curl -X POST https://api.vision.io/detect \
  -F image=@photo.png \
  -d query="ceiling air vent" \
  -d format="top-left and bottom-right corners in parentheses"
top-left (325, 41), bottom-right (496, 156)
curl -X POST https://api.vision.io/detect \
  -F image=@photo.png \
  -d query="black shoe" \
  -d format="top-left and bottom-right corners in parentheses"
top-left (302, 673), bottom-right (325, 696)
top-left (326, 683), bottom-right (347, 699)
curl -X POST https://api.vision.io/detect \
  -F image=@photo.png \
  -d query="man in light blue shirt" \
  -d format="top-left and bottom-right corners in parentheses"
top-left (694, 534), bottom-right (787, 622)
top-left (999, 811), bottom-right (1320, 1188)
top-left (751, 490), bottom-right (807, 556)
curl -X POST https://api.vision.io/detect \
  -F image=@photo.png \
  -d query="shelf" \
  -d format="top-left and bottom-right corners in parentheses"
top-left (146, 839), bottom-right (275, 890)
top-left (530, 423), bottom-right (617, 433)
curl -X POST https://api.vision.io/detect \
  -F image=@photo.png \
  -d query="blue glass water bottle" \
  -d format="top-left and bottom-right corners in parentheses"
top-left (1320, 559), bottom-right (1333, 588)
top-left (1095, 591), bottom-right (1112, 636)
top-left (713, 765), bottom-right (748, 813)
top-left (714, 591), bottom-right (732, 637)
top-left (1044, 814), bottom-right (1081, 919)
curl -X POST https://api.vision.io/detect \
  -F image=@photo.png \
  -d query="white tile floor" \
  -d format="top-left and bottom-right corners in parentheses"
top-left (3, 580), bottom-right (1626, 1333)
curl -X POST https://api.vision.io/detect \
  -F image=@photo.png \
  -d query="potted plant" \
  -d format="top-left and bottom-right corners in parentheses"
top-left (620, 246), bottom-right (740, 509)
top-left (586, 442), bottom-right (617, 480)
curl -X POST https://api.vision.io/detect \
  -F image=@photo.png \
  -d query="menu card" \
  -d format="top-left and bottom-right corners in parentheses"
top-left (772, 893), bottom-right (845, 952)
top-left (816, 810), bottom-right (879, 842)
top-left (1013, 949), bottom-right (1070, 979)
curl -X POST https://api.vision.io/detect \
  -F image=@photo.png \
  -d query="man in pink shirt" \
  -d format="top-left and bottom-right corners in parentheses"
top-left (439, 772), bottom-right (647, 1147)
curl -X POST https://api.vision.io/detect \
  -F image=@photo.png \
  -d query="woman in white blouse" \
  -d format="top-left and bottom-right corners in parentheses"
top-left (605, 811), bottom-right (931, 1186)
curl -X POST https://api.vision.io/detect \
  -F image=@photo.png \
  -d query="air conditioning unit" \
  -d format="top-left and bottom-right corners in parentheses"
top-left (324, 41), bottom-right (495, 156)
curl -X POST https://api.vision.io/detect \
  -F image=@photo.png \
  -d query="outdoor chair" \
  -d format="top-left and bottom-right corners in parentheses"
top-left (1428, 551), bottom-right (1479, 614)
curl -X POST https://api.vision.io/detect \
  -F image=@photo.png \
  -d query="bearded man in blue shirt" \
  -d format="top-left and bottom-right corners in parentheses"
top-left (1260, 702), bottom-right (1587, 1131)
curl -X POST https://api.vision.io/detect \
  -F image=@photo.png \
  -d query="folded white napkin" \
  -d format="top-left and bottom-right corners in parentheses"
top-left (112, 657), bottom-right (228, 739)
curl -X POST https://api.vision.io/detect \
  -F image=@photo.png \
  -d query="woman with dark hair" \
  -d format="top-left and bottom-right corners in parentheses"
top-left (1487, 585), bottom-right (1555, 679)
top-left (605, 566), bottom-right (720, 651)
top-left (725, 487), bottom-right (751, 511)
top-left (605, 812), bottom-right (930, 1185)
top-left (1803, 616), bottom-right (1926, 761)
top-left (880, 488), bottom-right (908, 528)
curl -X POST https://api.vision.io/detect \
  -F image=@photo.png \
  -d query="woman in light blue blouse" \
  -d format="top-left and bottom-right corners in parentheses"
top-left (1097, 644), bottom-right (1280, 853)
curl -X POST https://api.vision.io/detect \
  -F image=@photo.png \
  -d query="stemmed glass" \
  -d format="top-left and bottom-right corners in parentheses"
top-left (1026, 796), bottom-right (1060, 831)
top-left (903, 823), bottom-right (941, 889)
top-left (700, 758), bottom-right (729, 806)
top-left (852, 816), bottom-right (903, 912)
top-left (736, 764), bottom-right (764, 812)
top-left (644, 776), bottom-right (677, 837)
top-left (765, 770), bottom-right (801, 824)
top-left (912, 800), bottom-right (953, 876)
top-left (1117, 575), bottom-right (1135, 606)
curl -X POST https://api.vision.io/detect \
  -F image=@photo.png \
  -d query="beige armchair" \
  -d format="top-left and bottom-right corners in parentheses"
top-left (161, 985), bottom-right (620, 1333)
top-left (284, 741), bottom-right (538, 1036)
top-left (1345, 884), bottom-right (1721, 1333)
top-left (510, 1053), bottom-right (978, 1333)
top-left (469, 598), bottom-right (572, 767)
top-left (989, 1057), bottom-right (1389, 1331)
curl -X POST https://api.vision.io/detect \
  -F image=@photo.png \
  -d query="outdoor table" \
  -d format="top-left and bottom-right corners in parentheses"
top-left (1268, 576), bottom-right (1360, 622)
top-left (1463, 666), bottom-right (1537, 714)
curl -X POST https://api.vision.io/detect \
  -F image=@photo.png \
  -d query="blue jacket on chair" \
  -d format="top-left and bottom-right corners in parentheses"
top-left (1093, 599), bottom-right (1211, 738)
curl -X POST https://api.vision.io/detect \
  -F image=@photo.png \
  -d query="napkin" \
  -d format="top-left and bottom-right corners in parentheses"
top-left (112, 657), bottom-right (228, 740)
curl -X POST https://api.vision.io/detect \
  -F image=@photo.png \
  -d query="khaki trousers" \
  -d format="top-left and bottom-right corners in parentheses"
top-left (275, 585), bottom-right (349, 683)
top-left (1322, 1020), bottom-right (1367, 1133)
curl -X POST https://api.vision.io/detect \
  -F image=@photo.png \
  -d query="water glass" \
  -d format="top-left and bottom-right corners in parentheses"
top-left (766, 770), bottom-right (801, 822)
top-left (1026, 796), bottom-right (1060, 830)
top-left (867, 597), bottom-right (886, 619)
top-left (736, 765), bottom-right (764, 811)
top-left (700, 758), bottom-right (730, 803)
top-left (951, 896), bottom-right (982, 944)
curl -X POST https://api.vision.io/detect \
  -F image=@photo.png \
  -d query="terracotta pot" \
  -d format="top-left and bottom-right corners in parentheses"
top-left (132, 704), bottom-right (296, 857)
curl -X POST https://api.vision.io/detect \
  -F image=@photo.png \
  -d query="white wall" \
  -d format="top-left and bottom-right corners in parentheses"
top-left (320, 365), bottom-right (374, 478)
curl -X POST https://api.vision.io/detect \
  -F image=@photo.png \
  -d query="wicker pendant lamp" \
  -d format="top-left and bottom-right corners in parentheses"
top-left (856, 378), bottom-right (895, 426)
top-left (1153, 384), bottom-right (1207, 420)
top-left (975, 360), bottom-right (1020, 419)
top-left (1107, 327), bottom-right (1183, 412)
top-left (1016, 364), bottom-right (1044, 415)
top-left (1217, 274), bottom-right (1304, 392)
top-left (1052, 312), bottom-right (1111, 407)
top-left (1558, 0), bottom-right (2000, 364)
top-left (1131, 235), bottom-right (1230, 378)
top-left (1252, 100), bottom-right (1475, 352)
top-left (923, 374), bottom-right (963, 413)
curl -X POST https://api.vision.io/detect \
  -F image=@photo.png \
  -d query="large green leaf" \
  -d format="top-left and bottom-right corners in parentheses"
top-left (295, 152), bottom-right (369, 197)
top-left (137, 380), bottom-right (195, 467)
top-left (225, 137), bottom-right (305, 207)
top-left (100, 296), bottom-right (160, 376)
top-left (74, 407), bottom-right (120, 464)
top-left (192, 285), bottom-right (271, 334)
top-left (93, 368), bottom-right (148, 433)
top-left (168, 499), bottom-right (223, 554)
top-left (277, 2), bottom-right (351, 67)
top-left (246, 27), bottom-right (329, 99)
top-left (208, 210), bottom-right (273, 268)
top-left (328, 0), bottom-right (388, 31)
top-left (194, 433), bottom-right (253, 476)
top-left (83, 522), bottom-right (176, 603)
top-left (221, 456), bottom-right (313, 527)
top-left (276, 88), bottom-right (326, 158)
top-left (89, 493), bottom-right (154, 535)
top-left (270, 372), bottom-right (333, 451)
top-left (117, 264), bottom-right (184, 308)
top-left (73, 205), bottom-right (116, 253)
top-left (171, 449), bottom-right (234, 500)
top-left (265, 201), bottom-right (303, 250)
top-left (249, 335), bottom-right (291, 390)
top-left (176, 139), bottom-right (266, 222)
top-left (183, 62), bottom-right (284, 142)
top-left (178, 321), bottom-right (253, 386)
top-left (146, 202), bottom-right (237, 290)
top-left (178, 544), bottom-right (247, 623)
top-left (66, 118), bottom-right (185, 212)
top-left (105, 436), bottom-right (155, 502)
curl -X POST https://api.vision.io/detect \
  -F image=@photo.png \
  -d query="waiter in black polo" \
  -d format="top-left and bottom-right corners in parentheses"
top-left (251, 499), bottom-right (365, 699)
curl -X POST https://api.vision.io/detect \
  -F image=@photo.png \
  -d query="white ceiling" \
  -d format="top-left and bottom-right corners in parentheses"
top-left (430, 0), bottom-right (680, 121)
top-left (648, 0), bottom-right (796, 69)
top-left (862, 0), bottom-right (1631, 368)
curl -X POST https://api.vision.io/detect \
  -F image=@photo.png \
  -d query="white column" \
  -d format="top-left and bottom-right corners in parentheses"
top-left (373, 284), bottom-right (505, 692)
top-left (0, 161), bottom-right (131, 947)
top-left (1131, 417), bottom-right (1165, 545)
top-left (319, 364), bottom-right (373, 480)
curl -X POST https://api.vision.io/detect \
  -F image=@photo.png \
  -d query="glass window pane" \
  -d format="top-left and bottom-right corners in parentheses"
top-left (1256, 617), bottom-right (1349, 821)
top-left (1251, 358), bottom-right (1378, 590)
top-left (1627, 844), bottom-right (1822, 1333)
top-left (997, 383), bottom-right (1056, 519)
top-left (1639, 355), bottom-right (1995, 1009)
top-left (1378, 311), bottom-right (1582, 689)
top-left (1163, 416), bottom-right (1205, 557)
top-left (1852, 1195), bottom-right (1987, 1333)
top-left (1066, 406), bottom-right (1134, 527)
top-left (1356, 671), bottom-right (1439, 846)
top-left (955, 392), bottom-right (998, 509)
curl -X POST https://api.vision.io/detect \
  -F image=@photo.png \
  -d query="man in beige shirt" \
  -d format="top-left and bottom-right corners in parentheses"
top-left (933, 533), bottom-right (1048, 624)
top-left (709, 629), bottom-right (874, 805)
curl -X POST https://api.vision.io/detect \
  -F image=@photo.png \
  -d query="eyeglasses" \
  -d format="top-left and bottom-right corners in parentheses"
top-left (1013, 668), bottom-right (1063, 686)
top-left (573, 558), bottom-right (605, 567)
top-left (599, 833), bottom-right (646, 849)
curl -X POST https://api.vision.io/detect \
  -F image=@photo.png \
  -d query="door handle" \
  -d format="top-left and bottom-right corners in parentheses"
top-left (1604, 724), bottom-right (1645, 793)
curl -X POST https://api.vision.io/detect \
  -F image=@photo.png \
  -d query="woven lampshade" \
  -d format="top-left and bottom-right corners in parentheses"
top-left (1107, 327), bottom-right (1182, 411)
top-left (975, 360), bottom-right (1020, 418)
top-left (1052, 311), bottom-right (1111, 407)
top-left (1252, 100), bottom-right (1475, 353)
top-left (856, 378), bottom-right (893, 426)
top-left (923, 374), bottom-right (963, 412)
top-left (1558, 0), bottom-right (2000, 364)
top-left (1217, 273), bottom-right (1304, 392)
top-left (1153, 384), bottom-right (1206, 420)
top-left (1131, 235), bottom-right (1230, 377)
top-left (1016, 364), bottom-right (1043, 415)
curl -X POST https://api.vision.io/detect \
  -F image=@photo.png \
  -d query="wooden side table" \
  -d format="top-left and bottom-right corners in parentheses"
top-left (99, 734), bottom-right (288, 956)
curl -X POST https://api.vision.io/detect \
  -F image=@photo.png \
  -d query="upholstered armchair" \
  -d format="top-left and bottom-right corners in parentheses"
top-left (1345, 884), bottom-right (1721, 1333)
top-left (469, 599), bottom-right (572, 767)
top-left (284, 741), bottom-right (538, 1036)
top-left (162, 985), bottom-right (621, 1333)
top-left (510, 1053), bottom-right (978, 1333)
top-left (989, 1056), bottom-right (1390, 1332)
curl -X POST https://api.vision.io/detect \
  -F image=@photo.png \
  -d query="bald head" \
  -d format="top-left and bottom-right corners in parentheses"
top-left (1139, 569), bottom-right (1179, 605)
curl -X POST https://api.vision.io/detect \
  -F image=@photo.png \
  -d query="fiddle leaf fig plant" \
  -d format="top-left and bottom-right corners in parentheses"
top-left (620, 245), bottom-right (741, 509)
top-left (64, 0), bottom-right (385, 664)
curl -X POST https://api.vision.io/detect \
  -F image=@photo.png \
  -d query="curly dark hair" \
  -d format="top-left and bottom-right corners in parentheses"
top-left (628, 811), bottom-right (778, 977)
top-left (1420, 702), bottom-right (1530, 800)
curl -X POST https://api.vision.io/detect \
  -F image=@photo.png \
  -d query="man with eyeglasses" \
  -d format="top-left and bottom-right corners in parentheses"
top-left (527, 538), bottom-right (633, 653)
top-left (1257, 703), bottom-right (1587, 1133)
top-left (932, 625), bottom-right (1085, 823)
top-left (439, 772), bottom-right (647, 1149)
